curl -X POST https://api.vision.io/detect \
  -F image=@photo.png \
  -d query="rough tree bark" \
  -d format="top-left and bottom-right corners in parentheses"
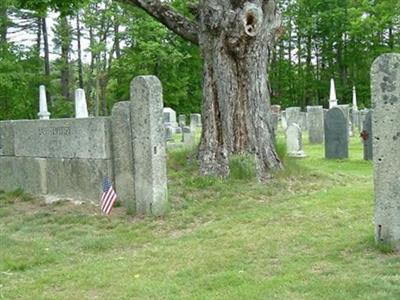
top-left (122, 0), bottom-right (283, 180)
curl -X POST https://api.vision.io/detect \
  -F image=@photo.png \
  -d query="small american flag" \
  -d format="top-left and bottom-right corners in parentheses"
top-left (100, 176), bottom-right (117, 215)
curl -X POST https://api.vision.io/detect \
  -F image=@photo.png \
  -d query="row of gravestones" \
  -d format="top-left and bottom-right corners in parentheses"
top-left (285, 106), bottom-right (373, 161)
top-left (324, 106), bottom-right (372, 160)
top-left (163, 108), bottom-right (201, 146)
top-left (286, 53), bottom-right (400, 249)
top-left (279, 106), bottom-right (371, 138)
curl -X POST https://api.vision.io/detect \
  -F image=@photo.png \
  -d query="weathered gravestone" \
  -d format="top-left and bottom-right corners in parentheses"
top-left (361, 110), bottom-right (373, 161)
top-left (190, 113), bottom-right (202, 129)
top-left (286, 107), bottom-right (301, 128)
top-left (286, 124), bottom-right (306, 158)
top-left (178, 114), bottom-right (186, 127)
top-left (163, 107), bottom-right (177, 127)
top-left (307, 106), bottom-right (324, 144)
top-left (111, 101), bottom-right (135, 213)
top-left (0, 118), bottom-right (113, 200)
top-left (359, 109), bottom-right (370, 131)
top-left (372, 53), bottom-right (400, 248)
top-left (324, 107), bottom-right (349, 159)
top-left (299, 112), bottom-right (307, 131)
top-left (164, 126), bottom-right (174, 141)
top-left (337, 104), bottom-right (353, 137)
top-left (131, 76), bottom-right (168, 216)
top-left (0, 75), bottom-right (168, 216)
top-left (182, 126), bottom-right (195, 146)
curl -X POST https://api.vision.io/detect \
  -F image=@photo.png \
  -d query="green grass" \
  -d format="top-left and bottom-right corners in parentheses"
top-left (1, 132), bottom-right (399, 299)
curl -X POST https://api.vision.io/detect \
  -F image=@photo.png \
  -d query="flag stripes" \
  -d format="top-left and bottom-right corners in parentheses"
top-left (101, 176), bottom-right (117, 215)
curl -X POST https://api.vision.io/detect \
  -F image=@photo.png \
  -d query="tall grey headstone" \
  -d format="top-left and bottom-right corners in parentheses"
top-left (361, 110), bottom-right (373, 161)
top-left (372, 53), bottom-right (400, 248)
top-left (307, 106), bottom-right (324, 144)
top-left (286, 107), bottom-right (301, 127)
top-left (324, 107), bottom-right (348, 159)
top-left (111, 101), bottom-right (135, 213)
top-left (286, 124), bottom-right (306, 158)
top-left (131, 76), bottom-right (168, 216)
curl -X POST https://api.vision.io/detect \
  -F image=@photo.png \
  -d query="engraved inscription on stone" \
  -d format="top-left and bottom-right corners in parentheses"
top-left (13, 119), bottom-right (111, 159)
top-left (38, 127), bottom-right (72, 136)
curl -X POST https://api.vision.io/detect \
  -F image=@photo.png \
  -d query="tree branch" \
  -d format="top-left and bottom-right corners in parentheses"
top-left (120, 0), bottom-right (199, 45)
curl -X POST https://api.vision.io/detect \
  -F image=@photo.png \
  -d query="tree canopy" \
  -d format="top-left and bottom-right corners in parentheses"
top-left (1, 0), bottom-right (399, 118)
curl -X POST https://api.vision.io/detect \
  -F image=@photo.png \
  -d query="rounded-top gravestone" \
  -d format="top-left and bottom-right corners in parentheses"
top-left (286, 124), bottom-right (306, 158)
top-left (324, 107), bottom-right (349, 159)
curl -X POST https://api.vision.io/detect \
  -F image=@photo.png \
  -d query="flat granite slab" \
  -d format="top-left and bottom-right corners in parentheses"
top-left (6, 118), bottom-right (112, 159)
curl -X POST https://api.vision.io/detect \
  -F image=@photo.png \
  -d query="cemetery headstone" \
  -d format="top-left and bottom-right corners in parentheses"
top-left (307, 106), bottom-right (324, 144)
top-left (299, 112), bottom-right (307, 130)
top-left (286, 124), bottom-right (306, 158)
top-left (182, 126), bottom-right (195, 146)
top-left (190, 113), bottom-right (202, 129)
top-left (359, 109), bottom-right (370, 131)
top-left (165, 126), bottom-right (174, 141)
top-left (163, 107), bottom-right (178, 127)
top-left (131, 76), bottom-right (168, 216)
top-left (372, 53), bottom-right (400, 248)
top-left (178, 114), bottom-right (186, 127)
top-left (111, 101), bottom-right (135, 213)
top-left (286, 107), bottom-right (301, 128)
top-left (361, 110), bottom-right (372, 161)
top-left (324, 107), bottom-right (349, 159)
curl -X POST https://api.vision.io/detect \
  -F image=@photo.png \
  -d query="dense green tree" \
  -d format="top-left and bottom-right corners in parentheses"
top-left (2, 0), bottom-right (400, 178)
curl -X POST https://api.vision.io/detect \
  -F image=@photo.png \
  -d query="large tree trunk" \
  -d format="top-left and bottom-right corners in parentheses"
top-left (122, 0), bottom-right (283, 180)
top-left (198, 1), bottom-right (282, 180)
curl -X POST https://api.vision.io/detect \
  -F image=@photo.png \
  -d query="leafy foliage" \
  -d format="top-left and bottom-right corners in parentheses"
top-left (1, 0), bottom-right (400, 119)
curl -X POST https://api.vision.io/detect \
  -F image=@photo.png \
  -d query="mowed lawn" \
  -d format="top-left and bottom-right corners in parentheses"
top-left (1, 133), bottom-right (400, 300)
